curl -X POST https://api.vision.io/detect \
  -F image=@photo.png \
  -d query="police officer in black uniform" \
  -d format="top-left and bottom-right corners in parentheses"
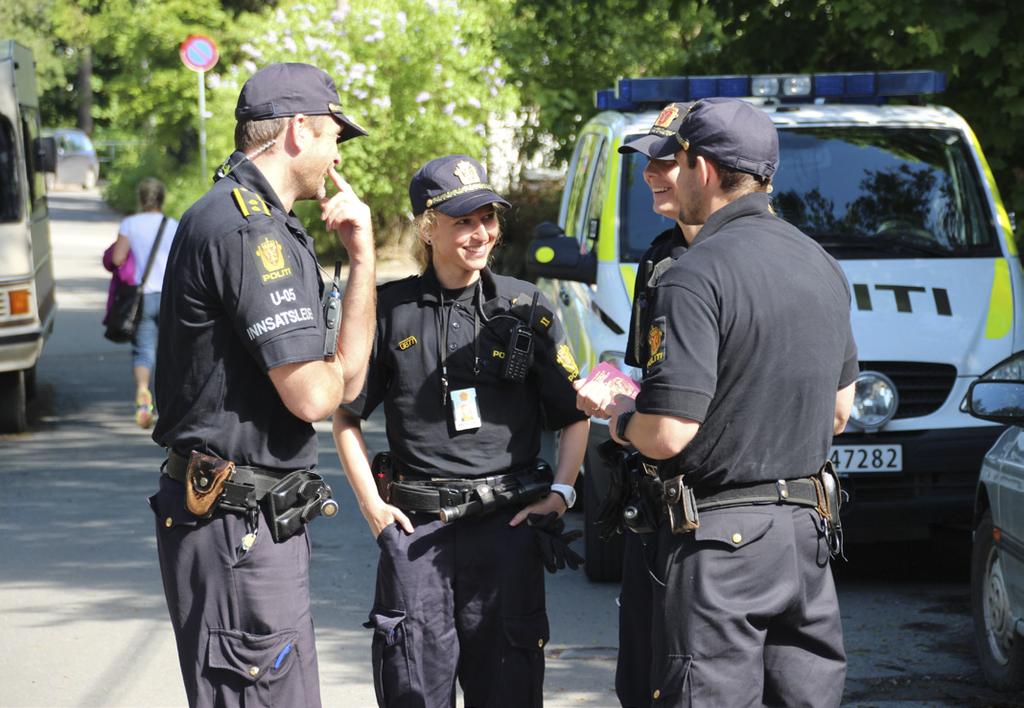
top-left (610, 102), bottom-right (701, 708)
top-left (333, 155), bottom-right (589, 708)
top-left (149, 63), bottom-right (377, 707)
top-left (577, 98), bottom-right (857, 706)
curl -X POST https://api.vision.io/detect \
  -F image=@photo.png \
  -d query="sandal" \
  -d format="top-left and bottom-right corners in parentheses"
top-left (135, 388), bottom-right (155, 429)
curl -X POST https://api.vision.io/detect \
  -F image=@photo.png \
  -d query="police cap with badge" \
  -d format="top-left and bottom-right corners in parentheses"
top-left (409, 154), bottom-right (511, 216)
top-left (619, 97), bottom-right (779, 178)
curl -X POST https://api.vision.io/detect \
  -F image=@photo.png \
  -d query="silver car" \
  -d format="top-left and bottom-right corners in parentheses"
top-left (44, 128), bottom-right (99, 189)
top-left (965, 351), bottom-right (1024, 691)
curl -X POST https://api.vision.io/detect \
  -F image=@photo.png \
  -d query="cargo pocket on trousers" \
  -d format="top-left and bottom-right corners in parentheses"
top-left (207, 627), bottom-right (301, 707)
top-left (693, 511), bottom-right (773, 550)
top-left (366, 609), bottom-right (412, 706)
top-left (500, 612), bottom-right (550, 708)
top-left (650, 654), bottom-right (691, 705)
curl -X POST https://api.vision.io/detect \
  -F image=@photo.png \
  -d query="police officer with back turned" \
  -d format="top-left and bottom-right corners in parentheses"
top-left (576, 97), bottom-right (858, 706)
top-left (149, 62), bottom-right (377, 707)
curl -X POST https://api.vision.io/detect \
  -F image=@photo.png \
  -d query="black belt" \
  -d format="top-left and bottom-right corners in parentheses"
top-left (163, 450), bottom-right (292, 500)
top-left (389, 471), bottom-right (530, 513)
top-left (693, 477), bottom-right (819, 511)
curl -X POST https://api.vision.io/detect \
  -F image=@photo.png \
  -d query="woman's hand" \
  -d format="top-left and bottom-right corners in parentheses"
top-left (362, 499), bottom-right (415, 538)
top-left (509, 492), bottom-right (567, 527)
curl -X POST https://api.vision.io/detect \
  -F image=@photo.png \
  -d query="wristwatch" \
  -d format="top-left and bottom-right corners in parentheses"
top-left (550, 483), bottom-right (577, 510)
top-left (615, 410), bottom-right (635, 444)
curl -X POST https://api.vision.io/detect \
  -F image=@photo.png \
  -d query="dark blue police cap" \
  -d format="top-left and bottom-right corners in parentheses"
top-left (617, 102), bottom-right (692, 160)
top-left (409, 155), bottom-right (511, 217)
top-left (646, 97), bottom-right (779, 178)
top-left (235, 62), bottom-right (368, 143)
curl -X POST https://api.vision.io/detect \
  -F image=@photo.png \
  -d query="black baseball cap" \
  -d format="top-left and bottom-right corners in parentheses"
top-left (235, 62), bottom-right (368, 143)
top-left (646, 97), bottom-right (779, 178)
top-left (617, 102), bottom-right (692, 160)
top-left (409, 155), bottom-right (511, 217)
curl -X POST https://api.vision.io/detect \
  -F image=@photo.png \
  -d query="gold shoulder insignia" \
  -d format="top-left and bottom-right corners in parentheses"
top-left (232, 188), bottom-right (272, 219)
top-left (556, 343), bottom-right (580, 382)
top-left (398, 336), bottom-right (418, 351)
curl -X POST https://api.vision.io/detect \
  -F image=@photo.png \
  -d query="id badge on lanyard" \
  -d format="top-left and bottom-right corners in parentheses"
top-left (451, 387), bottom-right (482, 431)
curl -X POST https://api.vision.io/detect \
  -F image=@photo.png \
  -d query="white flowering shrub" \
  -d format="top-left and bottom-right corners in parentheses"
top-left (204, 0), bottom-right (516, 249)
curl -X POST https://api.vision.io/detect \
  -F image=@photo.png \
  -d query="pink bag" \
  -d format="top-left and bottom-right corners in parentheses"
top-left (101, 244), bottom-right (137, 326)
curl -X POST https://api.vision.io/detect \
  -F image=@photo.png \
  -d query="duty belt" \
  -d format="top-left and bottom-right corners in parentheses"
top-left (662, 475), bottom-right (822, 535)
top-left (387, 462), bottom-right (553, 523)
top-left (164, 450), bottom-right (291, 501)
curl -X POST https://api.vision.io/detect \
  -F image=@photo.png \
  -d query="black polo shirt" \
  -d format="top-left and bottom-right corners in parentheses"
top-left (625, 225), bottom-right (687, 371)
top-left (636, 192), bottom-right (858, 488)
top-left (344, 267), bottom-right (587, 477)
top-left (153, 153), bottom-right (326, 470)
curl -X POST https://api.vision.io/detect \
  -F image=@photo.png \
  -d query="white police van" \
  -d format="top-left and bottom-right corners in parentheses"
top-left (527, 71), bottom-right (1023, 581)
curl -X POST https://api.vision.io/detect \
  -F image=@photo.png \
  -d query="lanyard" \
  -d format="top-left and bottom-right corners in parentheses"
top-left (435, 280), bottom-right (482, 405)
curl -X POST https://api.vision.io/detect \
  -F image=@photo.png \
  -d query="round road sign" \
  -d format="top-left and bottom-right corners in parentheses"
top-left (180, 35), bottom-right (219, 73)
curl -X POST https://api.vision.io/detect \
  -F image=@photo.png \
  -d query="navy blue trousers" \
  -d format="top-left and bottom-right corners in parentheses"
top-left (150, 475), bottom-right (321, 708)
top-left (648, 504), bottom-right (846, 707)
top-left (368, 507), bottom-right (548, 708)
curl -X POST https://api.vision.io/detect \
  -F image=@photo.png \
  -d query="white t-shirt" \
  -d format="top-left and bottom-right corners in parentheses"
top-left (119, 212), bottom-right (179, 294)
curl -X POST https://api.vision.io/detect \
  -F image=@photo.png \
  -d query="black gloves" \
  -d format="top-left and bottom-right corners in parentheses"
top-left (527, 511), bottom-right (584, 574)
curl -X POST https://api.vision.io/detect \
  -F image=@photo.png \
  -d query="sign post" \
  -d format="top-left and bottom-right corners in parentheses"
top-left (179, 35), bottom-right (219, 182)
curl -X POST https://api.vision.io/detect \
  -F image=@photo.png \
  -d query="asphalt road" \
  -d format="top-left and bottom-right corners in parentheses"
top-left (0, 189), bottom-right (1020, 707)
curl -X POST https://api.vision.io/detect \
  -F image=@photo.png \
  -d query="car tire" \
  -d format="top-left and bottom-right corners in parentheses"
top-left (971, 510), bottom-right (1024, 691)
top-left (583, 451), bottom-right (624, 582)
top-left (83, 168), bottom-right (97, 190)
top-left (0, 370), bottom-right (28, 433)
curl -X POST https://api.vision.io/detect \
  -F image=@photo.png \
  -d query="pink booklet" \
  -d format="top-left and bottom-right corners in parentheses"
top-left (583, 362), bottom-right (640, 400)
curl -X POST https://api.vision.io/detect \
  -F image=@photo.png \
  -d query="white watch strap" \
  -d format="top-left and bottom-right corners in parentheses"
top-left (550, 483), bottom-right (576, 509)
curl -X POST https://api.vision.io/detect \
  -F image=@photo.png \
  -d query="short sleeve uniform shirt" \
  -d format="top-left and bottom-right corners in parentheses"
top-left (344, 267), bottom-right (587, 477)
top-left (637, 192), bottom-right (858, 488)
top-left (152, 153), bottom-right (326, 469)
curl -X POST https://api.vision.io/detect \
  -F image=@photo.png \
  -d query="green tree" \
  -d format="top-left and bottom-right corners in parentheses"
top-left (498, 0), bottom-right (721, 162)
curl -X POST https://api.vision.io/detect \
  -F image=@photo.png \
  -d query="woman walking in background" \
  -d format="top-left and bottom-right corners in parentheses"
top-left (107, 178), bottom-right (178, 428)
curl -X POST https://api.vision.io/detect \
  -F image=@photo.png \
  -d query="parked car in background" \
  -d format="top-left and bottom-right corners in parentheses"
top-left (43, 127), bottom-right (99, 189)
top-left (965, 353), bottom-right (1024, 691)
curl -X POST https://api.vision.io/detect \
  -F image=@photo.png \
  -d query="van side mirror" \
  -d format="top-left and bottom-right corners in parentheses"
top-left (34, 137), bottom-right (57, 173)
top-left (965, 380), bottom-right (1024, 425)
top-left (525, 221), bottom-right (597, 285)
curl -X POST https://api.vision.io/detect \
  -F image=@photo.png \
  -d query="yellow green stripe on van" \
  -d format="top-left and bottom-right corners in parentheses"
top-left (963, 123), bottom-right (1018, 258)
top-left (597, 138), bottom-right (622, 263)
top-left (620, 264), bottom-right (637, 302)
top-left (985, 259), bottom-right (1013, 340)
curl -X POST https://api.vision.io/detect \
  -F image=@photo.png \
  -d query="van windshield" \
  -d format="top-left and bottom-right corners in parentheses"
top-left (0, 116), bottom-right (19, 222)
top-left (619, 127), bottom-right (999, 261)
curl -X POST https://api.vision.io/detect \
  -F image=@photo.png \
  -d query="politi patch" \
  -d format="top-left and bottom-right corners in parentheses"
top-left (647, 317), bottom-right (666, 368)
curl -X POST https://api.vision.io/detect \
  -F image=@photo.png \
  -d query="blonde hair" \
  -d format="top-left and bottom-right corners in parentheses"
top-left (412, 204), bottom-right (506, 273)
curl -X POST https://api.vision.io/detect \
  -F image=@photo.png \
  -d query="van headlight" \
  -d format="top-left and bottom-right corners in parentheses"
top-left (849, 371), bottom-right (898, 432)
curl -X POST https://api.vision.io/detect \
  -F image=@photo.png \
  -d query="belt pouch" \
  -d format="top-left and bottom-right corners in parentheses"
top-left (266, 471), bottom-right (331, 543)
top-left (814, 460), bottom-right (846, 558)
top-left (663, 475), bottom-right (700, 534)
top-left (371, 452), bottom-right (393, 503)
top-left (184, 451), bottom-right (235, 518)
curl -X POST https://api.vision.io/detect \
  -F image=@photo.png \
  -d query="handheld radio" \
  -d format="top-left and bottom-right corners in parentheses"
top-left (502, 292), bottom-right (538, 382)
top-left (323, 261), bottom-right (342, 358)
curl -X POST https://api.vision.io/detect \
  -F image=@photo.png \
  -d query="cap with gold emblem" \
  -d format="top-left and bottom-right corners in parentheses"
top-left (617, 101), bottom-right (693, 160)
top-left (643, 97), bottom-right (779, 178)
top-left (409, 154), bottom-right (511, 217)
top-left (234, 62), bottom-right (368, 143)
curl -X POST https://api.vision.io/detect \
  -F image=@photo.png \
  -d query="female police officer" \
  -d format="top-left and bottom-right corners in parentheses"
top-left (333, 154), bottom-right (589, 708)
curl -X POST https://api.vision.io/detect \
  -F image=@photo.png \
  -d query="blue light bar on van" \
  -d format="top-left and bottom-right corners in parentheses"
top-left (594, 70), bottom-right (946, 110)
